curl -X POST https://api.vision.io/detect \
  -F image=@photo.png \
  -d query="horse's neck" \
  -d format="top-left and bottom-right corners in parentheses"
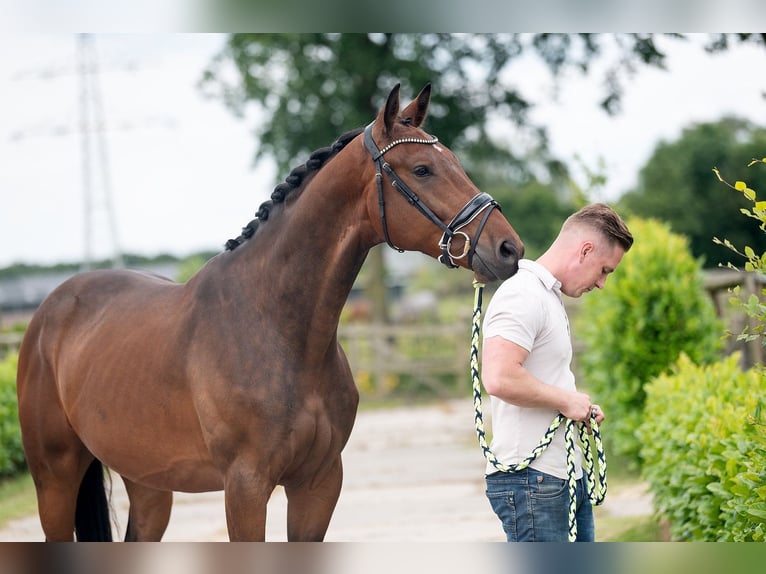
top-left (210, 145), bottom-right (375, 347)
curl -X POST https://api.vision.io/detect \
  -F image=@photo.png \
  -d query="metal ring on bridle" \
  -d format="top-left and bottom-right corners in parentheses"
top-left (444, 230), bottom-right (471, 260)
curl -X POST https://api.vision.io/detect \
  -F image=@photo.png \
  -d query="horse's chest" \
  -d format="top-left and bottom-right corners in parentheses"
top-left (277, 394), bottom-right (358, 474)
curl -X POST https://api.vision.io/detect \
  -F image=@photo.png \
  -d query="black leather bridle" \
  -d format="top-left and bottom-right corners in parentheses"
top-left (363, 122), bottom-right (501, 269)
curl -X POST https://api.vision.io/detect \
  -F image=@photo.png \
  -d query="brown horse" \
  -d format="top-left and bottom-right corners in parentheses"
top-left (16, 83), bottom-right (523, 541)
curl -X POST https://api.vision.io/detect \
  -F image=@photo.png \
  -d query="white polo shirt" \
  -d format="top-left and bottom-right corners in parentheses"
top-left (482, 259), bottom-right (583, 479)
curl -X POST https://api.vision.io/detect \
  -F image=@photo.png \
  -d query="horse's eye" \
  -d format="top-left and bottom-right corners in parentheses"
top-left (413, 165), bottom-right (431, 177)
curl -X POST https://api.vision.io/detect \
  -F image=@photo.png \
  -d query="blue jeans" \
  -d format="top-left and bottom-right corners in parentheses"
top-left (485, 467), bottom-right (594, 542)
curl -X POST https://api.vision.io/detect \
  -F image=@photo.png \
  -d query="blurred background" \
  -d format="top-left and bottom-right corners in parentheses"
top-left (2, 33), bottom-right (766, 369)
top-left (2, 33), bottom-right (766, 543)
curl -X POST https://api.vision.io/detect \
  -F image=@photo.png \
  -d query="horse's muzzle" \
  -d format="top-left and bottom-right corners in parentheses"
top-left (472, 238), bottom-right (523, 283)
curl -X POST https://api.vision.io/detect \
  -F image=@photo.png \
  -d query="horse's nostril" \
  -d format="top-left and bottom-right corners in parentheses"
top-left (499, 239), bottom-right (523, 261)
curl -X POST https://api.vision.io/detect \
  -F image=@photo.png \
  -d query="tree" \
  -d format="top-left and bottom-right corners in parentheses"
top-left (619, 117), bottom-right (766, 266)
top-left (485, 180), bottom-right (578, 259)
top-left (200, 34), bottom-right (766, 180)
top-left (198, 33), bottom-right (766, 317)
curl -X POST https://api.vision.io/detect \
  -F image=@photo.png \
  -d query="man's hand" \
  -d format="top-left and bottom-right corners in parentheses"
top-left (560, 390), bottom-right (592, 421)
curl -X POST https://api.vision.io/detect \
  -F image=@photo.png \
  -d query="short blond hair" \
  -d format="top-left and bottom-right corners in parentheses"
top-left (563, 203), bottom-right (633, 252)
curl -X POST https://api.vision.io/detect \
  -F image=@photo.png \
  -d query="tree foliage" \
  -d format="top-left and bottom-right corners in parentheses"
top-left (638, 353), bottom-right (765, 541)
top-left (713, 157), bottom-right (766, 348)
top-left (619, 118), bottom-right (766, 267)
top-left (486, 180), bottom-right (578, 259)
top-left (198, 33), bottom-right (766, 319)
top-left (198, 33), bottom-right (765, 185)
top-left (635, 157), bottom-right (766, 541)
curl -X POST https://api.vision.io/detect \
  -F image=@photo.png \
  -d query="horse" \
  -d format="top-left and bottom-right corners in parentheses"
top-left (16, 83), bottom-right (524, 541)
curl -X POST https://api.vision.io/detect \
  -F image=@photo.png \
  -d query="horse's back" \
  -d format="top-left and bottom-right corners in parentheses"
top-left (17, 268), bottom-right (182, 398)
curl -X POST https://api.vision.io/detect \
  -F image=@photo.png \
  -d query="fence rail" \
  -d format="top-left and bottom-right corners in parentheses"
top-left (1, 269), bottom-right (763, 388)
top-left (338, 322), bottom-right (469, 397)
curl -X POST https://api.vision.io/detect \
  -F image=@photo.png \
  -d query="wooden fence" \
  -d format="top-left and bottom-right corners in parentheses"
top-left (1, 269), bottom-right (763, 392)
top-left (702, 268), bottom-right (765, 368)
top-left (338, 322), bottom-right (470, 398)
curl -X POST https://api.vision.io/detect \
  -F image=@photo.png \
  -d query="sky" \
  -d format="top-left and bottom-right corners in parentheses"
top-left (1, 33), bottom-right (765, 268)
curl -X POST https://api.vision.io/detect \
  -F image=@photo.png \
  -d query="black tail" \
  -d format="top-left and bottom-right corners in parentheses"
top-left (74, 460), bottom-right (113, 541)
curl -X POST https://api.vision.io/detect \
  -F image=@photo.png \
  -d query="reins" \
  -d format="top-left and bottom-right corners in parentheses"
top-left (470, 281), bottom-right (607, 542)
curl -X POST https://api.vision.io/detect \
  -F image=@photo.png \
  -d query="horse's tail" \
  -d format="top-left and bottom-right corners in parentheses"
top-left (74, 459), bottom-right (114, 541)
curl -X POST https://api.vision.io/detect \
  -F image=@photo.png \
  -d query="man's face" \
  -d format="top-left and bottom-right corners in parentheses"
top-left (564, 241), bottom-right (625, 298)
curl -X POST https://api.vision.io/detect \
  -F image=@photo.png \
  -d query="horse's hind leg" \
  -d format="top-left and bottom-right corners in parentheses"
top-left (25, 437), bottom-right (98, 541)
top-left (122, 478), bottom-right (173, 541)
top-left (284, 455), bottom-right (343, 541)
top-left (18, 366), bottom-right (99, 540)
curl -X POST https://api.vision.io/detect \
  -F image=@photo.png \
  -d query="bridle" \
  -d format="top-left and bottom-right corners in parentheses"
top-left (363, 122), bottom-right (501, 269)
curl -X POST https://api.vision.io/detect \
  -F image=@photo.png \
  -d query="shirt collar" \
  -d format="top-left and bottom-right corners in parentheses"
top-left (519, 259), bottom-right (562, 294)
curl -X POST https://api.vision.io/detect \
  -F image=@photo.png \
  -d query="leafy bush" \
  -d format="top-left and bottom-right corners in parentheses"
top-left (576, 217), bottom-right (722, 466)
top-left (713, 158), bottom-right (766, 347)
top-left (0, 352), bottom-right (26, 477)
top-left (638, 353), bottom-right (765, 541)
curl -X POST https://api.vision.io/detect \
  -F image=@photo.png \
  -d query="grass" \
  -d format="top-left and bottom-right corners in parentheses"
top-left (591, 450), bottom-right (664, 542)
top-left (597, 506), bottom-right (664, 542)
top-left (0, 473), bottom-right (37, 529)
top-left (608, 517), bottom-right (665, 542)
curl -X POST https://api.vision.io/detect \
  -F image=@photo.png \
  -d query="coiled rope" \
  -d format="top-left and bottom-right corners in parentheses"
top-left (470, 281), bottom-right (607, 542)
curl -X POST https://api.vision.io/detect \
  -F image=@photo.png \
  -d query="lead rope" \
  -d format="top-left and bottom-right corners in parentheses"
top-left (470, 280), bottom-right (607, 542)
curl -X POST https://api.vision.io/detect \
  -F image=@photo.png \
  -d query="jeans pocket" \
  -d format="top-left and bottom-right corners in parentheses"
top-left (485, 489), bottom-right (517, 540)
top-left (530, 473), bottom-right (568, 500)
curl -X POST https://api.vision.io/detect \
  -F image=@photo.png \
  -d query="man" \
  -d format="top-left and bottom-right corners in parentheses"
top-left (481, 203), bottom-right (633, 542)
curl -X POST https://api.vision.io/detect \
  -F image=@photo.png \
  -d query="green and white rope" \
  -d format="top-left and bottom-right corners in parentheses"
top-left (470, 281), bottom-right (607, 542)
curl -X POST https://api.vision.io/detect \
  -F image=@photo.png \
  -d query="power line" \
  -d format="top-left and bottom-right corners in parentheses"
top-left (78, 33), bottom-right (124, 270)
top-left (9, 35), bottom-right (176, 270)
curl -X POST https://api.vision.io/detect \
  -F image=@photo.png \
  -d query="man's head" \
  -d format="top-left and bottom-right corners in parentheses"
top-left (543, 203), bottom-right (633, 298)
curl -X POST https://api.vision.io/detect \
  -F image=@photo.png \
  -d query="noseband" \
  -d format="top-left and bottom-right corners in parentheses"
top-left (363, 122), bottom-right (501, 269)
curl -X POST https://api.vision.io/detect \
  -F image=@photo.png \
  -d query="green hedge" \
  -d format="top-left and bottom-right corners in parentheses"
top-left (638, 353), bottom-right (766, 541)
top-left (0, 352), bottom-right (26, 477)
top-left (576, 217), bottom-right (723, 466)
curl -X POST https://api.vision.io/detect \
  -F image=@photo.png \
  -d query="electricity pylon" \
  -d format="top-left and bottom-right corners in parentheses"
top-left (77, 33), bottom-right (124, 270)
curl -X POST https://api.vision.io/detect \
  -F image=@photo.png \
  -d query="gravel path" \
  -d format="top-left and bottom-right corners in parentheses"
top-left (0, 399), bottom-right (652, 541)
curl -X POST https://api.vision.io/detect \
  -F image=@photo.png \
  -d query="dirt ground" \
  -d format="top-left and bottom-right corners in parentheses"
top-left (0, 398), bottom-right (653, 542)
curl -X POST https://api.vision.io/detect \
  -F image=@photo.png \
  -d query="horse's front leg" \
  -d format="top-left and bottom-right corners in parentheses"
top-left (284, 455), bottom-right (343, 541)
top-left (223, 463), bottom-right (275, 541)
top-left (122, 477), bottom-right (173, 541)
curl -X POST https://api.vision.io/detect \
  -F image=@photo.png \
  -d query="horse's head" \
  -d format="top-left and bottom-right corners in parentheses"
top-left (362, 83), bottom-right (524, 283)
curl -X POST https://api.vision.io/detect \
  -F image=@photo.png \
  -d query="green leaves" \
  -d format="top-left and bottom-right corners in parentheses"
top-left (638, 354), bottom-right (766, 541)
top-left (638, 157), bottom-right (766, 539)
top-left (715, 160), bottom-right (766, 348)
top-left (577, 217), bottom-right (722, 466)
top-left (0, 352), bottom-right (25, 478)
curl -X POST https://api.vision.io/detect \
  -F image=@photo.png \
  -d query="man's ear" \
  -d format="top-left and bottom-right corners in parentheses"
top-left (580, 241), bottom-right (594, 261)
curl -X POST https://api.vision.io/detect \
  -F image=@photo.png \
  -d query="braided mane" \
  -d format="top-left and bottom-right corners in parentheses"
top-left (225, 128), bottom-right (364, 251)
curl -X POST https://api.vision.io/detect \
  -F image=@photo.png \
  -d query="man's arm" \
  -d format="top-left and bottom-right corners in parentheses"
top-left (481, 335), bottom-right (595, 422)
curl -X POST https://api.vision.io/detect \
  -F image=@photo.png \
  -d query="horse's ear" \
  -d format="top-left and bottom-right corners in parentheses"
top-left (399, 83), bottom-right (431, 128)
top-left (381, 83), bottom-right (401, 135)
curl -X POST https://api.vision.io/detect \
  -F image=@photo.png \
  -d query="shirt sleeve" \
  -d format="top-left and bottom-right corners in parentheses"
top-left (482, 279), bottom-right (543, 353)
